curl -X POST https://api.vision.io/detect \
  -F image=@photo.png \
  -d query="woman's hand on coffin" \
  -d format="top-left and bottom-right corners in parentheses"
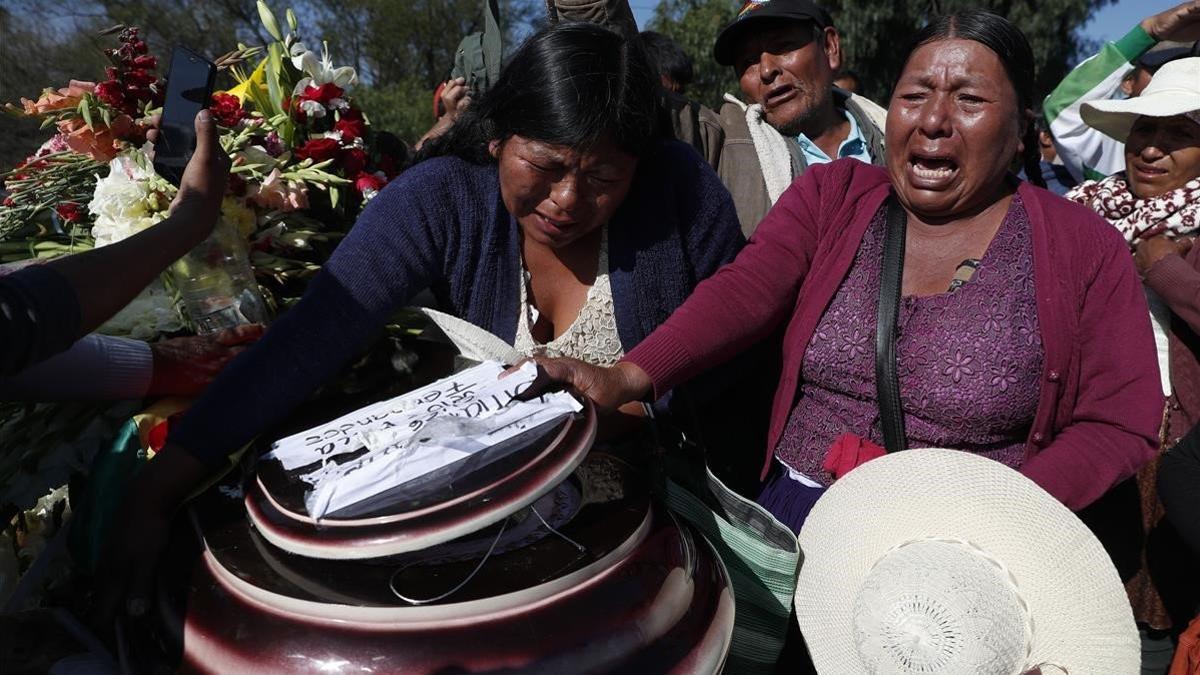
top-left (511, 356), bottom-right (653, 413)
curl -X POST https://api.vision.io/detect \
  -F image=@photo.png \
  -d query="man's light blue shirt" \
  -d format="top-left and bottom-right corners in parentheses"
top-left (796, 108), bottom-right (871, 165)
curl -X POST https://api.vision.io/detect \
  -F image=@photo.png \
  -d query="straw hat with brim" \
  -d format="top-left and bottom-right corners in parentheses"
top-left (795, 449), bottom-right (1139, 674)
top-left (1081, 57), bottom-right (1200, 143)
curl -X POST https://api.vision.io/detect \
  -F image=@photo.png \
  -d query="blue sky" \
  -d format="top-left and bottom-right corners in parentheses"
top-left (629, 1), bottom-right (1178, 45)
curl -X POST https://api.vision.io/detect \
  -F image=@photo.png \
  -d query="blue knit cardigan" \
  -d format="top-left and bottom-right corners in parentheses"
top-left (172, 140), bottom-right (746, 466)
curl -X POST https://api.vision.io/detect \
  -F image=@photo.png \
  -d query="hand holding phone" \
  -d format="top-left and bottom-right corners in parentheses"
top-left (153, 46), bottom-right (217, 186)
top-left (163, 110), bottom-right (230, 240)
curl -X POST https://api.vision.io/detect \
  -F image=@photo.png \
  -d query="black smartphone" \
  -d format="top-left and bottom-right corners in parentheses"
top-left (153, 46), bottom-right (216, 186)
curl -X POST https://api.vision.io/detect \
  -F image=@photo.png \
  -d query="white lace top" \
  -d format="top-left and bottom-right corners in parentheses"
top-left (514, 228), bottom-right (624, 366)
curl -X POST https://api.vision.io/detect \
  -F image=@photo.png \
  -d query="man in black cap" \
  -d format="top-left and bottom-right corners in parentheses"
top-left (1043, 0), bottom-right (1200, 182)
top-left (711, 0), bottom-right (887, 235)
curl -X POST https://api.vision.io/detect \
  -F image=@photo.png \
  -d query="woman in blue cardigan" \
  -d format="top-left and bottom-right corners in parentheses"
top-left (96, 22), bottom-right (747, 620)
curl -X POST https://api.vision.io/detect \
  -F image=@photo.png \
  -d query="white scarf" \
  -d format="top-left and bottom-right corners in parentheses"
top-left (725, 93), bottom-right (793, 205)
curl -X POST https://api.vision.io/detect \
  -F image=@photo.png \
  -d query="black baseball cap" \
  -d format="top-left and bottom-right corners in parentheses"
top-left (713, 0), bottom-right (834, 66)
top-left (1136, 40), bottom-right (1197, 70)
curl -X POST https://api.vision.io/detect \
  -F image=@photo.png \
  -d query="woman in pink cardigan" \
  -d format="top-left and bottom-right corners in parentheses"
top-left (533, 11), bottom-right (1162, 533)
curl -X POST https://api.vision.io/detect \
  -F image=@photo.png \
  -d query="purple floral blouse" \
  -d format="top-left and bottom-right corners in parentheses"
top-left (776, 194), bottom-right (1043, 483)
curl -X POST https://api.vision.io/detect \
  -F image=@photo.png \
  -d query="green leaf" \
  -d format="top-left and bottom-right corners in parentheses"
top-left (99, 105), bottom-right (112, 127)
top-left (329, 185), bottom-right (339, 208)
top-left (78, 101), bottom-right (93, 129)
top-left (286, 8), bottom-right (298, 32)
top-left (229, 163), bottom-right (266, 174)
top-left (265, 43), bottom-right (285, 115)
top-left (277, 116), bottom-right (295, 148)
top-left (257, 0), bottom-right (284, 42)
top-left (247, 80), bottom-right (274, 118)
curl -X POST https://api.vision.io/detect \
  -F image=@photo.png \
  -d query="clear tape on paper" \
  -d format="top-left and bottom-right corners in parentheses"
top-left (263, 361), bottom-right (581, 520)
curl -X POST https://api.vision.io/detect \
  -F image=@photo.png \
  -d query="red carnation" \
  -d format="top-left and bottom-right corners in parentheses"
top-left (95, 80), bottom-right (125, 109)
top-left (55, 202), bottom-right (84, 223)
top-left (299, 82), bottom-right (345, 106)
top-left (209, 92), bottom-right (246, 128)
top-left (354, 171), bottom-right (386, 194)
top-left (295, 137), bottom-right (340, 164)
top-left (282, 95), bottom-right (305, 123)
top-left (333, 108), bottom-right (366, 141)
top-left (124, 68), bottom-right (157, 87)
top-left (339, 148), bottom-right (368, 175)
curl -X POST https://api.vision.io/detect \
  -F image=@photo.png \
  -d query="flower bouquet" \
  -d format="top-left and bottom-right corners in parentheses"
top-left (3, 3), bottom-right (402, 337)
top-left (0, 2), bottom-right (407, 599)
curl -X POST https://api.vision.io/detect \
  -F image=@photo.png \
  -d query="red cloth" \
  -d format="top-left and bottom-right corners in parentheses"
top-left (822, 433), bottom-right (887, 480)
top-left (623, 159), bottom-right (1162, 511)
top-left (1170, 614), bottom-right (1200, 675)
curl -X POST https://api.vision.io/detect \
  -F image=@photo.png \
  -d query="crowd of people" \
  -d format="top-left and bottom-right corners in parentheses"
top-left (2, 0), bottom-right (1199, 672)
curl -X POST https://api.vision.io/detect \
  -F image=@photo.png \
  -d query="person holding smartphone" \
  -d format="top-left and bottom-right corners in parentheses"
top-left (0, 110), bottom-right (233, 379)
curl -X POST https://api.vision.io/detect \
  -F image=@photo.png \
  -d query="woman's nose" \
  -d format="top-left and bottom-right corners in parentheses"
top-left (1137, 127), bottom-right (1171, 160)
top-left (1139, 142), bottom-right (1167, 161)
top-left (917, 95), bottom-right (952, 138)
top-left (550, 175), bottom-right (581, 212)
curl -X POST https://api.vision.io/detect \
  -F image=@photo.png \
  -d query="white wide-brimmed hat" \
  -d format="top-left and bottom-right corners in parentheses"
top-left (795, 449), bottom-right (1139, 674)
top-left (1082, 57), bottom-right (1200, 143)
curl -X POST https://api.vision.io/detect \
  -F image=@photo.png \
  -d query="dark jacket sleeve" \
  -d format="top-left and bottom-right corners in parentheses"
top-left (671, 140), bottom-right (757, 407)
top-left (1160, 426), bottom-right (1200, 556)
top-left (0, 333), bottom-right (151, 399)
top-left (659, 141), bottom-right (780, 492)
top-left (1144, 249), bottom-right (1200, 336)
top-left (167, 160), bottom-right (460, 467)
top-left (624, 161), bottom-right (829, 399)
top-left (0, 265), bottom-right (82, 375)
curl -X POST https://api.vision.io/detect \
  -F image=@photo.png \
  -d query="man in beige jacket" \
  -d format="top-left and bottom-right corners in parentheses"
top-left (547, 0), bottom-right (886, 235)
top-left (713, 0), bottom-right (887, 234)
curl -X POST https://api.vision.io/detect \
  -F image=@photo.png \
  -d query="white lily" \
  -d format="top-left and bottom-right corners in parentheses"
top-left (299, 99), bottom-right (326, 118)
top-left (289, 39), bottom-right (356, 89)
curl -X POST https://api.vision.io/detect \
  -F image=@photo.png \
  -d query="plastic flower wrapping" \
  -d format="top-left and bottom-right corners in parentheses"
top-left (0, 2), bottom-right (406, 597)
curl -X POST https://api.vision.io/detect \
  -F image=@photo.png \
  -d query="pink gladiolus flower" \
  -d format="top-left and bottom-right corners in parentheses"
top-left (21, 80), bottom-right (97, 115)
top-left (248, 169), bottom-right (309, 212)
top-left (56, 114), bottom-right (134, 162)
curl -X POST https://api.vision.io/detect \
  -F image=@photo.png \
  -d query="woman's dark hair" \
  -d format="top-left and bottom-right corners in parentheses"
top-left (640, 30), bottom-right (695, 90)
top-left (418, 22), bottom-right (664, 164)
top-left (894, 11), bottom-right (1046, 188)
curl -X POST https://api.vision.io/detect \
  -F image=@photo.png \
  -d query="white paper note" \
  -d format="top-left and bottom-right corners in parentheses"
top-left (262, 361), bottom-right (582, 520)
top-left (268, 360), bottom-right (521, 471)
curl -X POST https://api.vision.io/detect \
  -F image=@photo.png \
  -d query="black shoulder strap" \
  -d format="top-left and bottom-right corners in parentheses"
top-left (876, 197), bottom-right (909, 453)
top-left (688, 100), bottom-right (705, 156)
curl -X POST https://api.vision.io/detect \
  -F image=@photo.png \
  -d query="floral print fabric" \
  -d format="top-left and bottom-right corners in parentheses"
top-left (1065, 173), bottom-right (1200, 246)
top-left (776, 195), bottom-right (1043, 483)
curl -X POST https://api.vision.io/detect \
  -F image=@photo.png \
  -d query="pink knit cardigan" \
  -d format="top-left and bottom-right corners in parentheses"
top-left (625, 159), bottom-right (1161, 510)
